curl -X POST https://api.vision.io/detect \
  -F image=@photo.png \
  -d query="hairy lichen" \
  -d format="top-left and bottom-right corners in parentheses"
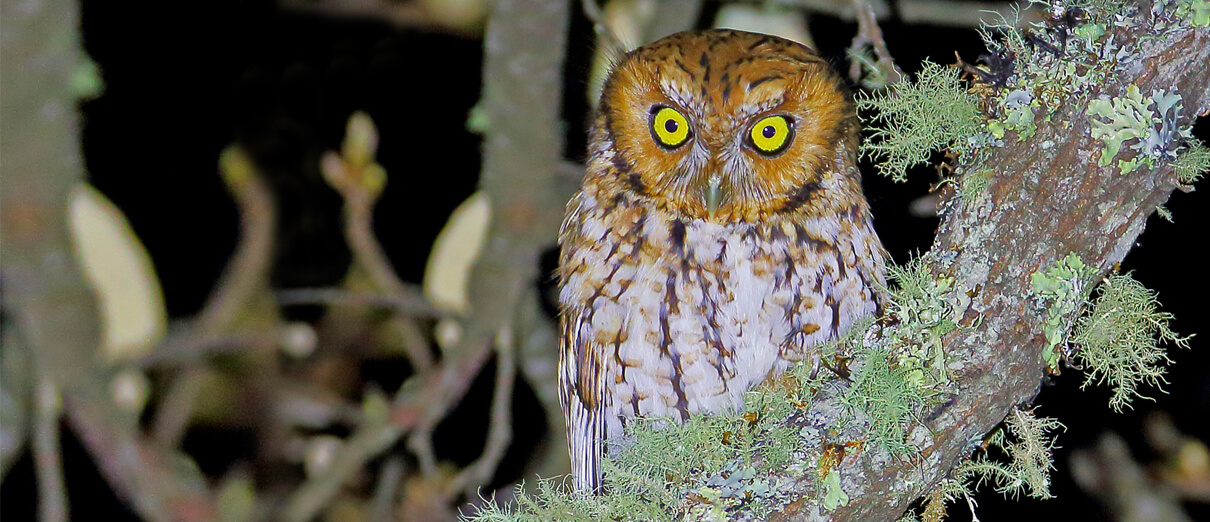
top-left (1070, 274), bottom-right (1191, 411)
top-left (856, 61), bottom-right (984, 182)
top-left (1174, 138), bottom-right (1210, 184)
top-left (914, 408), bottom-right (1064, 522)
top-left (464, 349), bottom-right (829, 520)
top-left (839, 258), bottom-right (964, 455)
top-left (1030, 254), bottom-right (1097, 369)
top-left (959, 408), bottom-right (1064, 499)
top-left (841, 345), bottom-right (926, 456)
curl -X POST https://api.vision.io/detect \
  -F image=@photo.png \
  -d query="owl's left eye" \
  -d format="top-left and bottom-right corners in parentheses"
top-left (748, 115), bottom-right (795, 156)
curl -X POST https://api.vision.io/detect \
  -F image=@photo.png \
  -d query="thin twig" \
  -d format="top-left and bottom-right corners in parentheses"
top-left (407, 425), bottom-right (440, 479)
top-left (847, 0), bottom-right (904, 86)
top-left (281, 344), bottom-right (494, 522)
top-left (580, 0), bottom-right (627, 54)
top-left (151, 368), bottom-right (205, 447)
top-left (137, 330), bottom-right (283, 368)
top-left (369, 457), bottom-right (406, 522)
top-left (34, 379), bottom-right (68, 522)
top-left (323, 120), bottom-right (436, 373)
top-left (274, 287), bottom-right (442, 318)
top-left (150, 147), bottom-right (278, 447)
top-left (194, 148), bottom-right (277, 337)
top-left (445, 330), bottom-right (517, 499)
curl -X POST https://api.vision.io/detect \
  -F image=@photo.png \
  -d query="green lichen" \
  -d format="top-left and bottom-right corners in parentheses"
top-left (1172, 0), bottom-right (1210, 25)
top-left (837, 258), bottom-right (967, 455)
top-left (1070, 274), bottom-right (1192, 412)
top-left (1087, 86), bottom-right (1193, 174)
top-left (1195, 0), bottom-right (1210, 25)
top-left (820, 468), bottom-right (849, 511)
top-left (959, 168), bottom-right (995, 201)
top-left (1087, 86), bottom-right (1155, 173)
top-left (1030, 254), bottom-right (1097, 369)
top-left (464, 348), bottom-right (823, 520)
top-left (883, 257), bottom-right (965, 388)
top-left (989, 90), bottom-right (1038, 141)
top-left (1174, 139), bottom-right (1210, 184)
top-left (856, 61), bottom-right (985, 182)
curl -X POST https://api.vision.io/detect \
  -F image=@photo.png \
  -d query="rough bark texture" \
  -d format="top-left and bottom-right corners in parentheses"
top-left (771, 15), bottom-right (1210, 522)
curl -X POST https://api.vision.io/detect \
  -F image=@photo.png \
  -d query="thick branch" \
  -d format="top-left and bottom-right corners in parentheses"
top-left (772, 15), bottom-right (1210, 521)
top-left (1, 0), bottom-right (215, 519)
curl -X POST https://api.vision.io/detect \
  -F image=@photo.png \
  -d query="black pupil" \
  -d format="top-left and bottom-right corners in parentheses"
top-left (664, 119), bottom-right (678, 134)
top-left (762, 125), bottom-right (776, 139)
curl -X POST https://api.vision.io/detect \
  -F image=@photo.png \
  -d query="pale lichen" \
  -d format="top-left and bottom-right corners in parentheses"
top-left (856, 61), bottom-right (985, 182)
top-left (1087, 85), bottom-right (1193, 174)
top-left (1070, 273), bottom-right (1192, 411)
top-left (1029, 254), bottom-right (1097, 370)
top-left (1174, 138), bottom-right (1209, 184)
top-left (911, 408), bottom-right (1064, 522)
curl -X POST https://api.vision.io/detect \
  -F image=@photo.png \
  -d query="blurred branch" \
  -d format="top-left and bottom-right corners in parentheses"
top-left (848, 0), bottom-right (904, 85)
top-left (282, 343), bottom-right (493, 522)
top-left (152, 146), bottom-right (280, 448)
top-left (34, 381), bottom-right (68, 522)
top-left (1, 318), bottom-right (32, 479)
top-left (768, 0), bottom-right (1045, 27)
top-left (512, 286), bottom-right (569, 480)
top-left (581, 0), bottom-right (627, 53)
top-left (275, 287), bottom-right (442, 318)
top-left (446, 333), bottom-right (517, 499)
top-left (321, 115), bottom-right (435, 373)
top-left (369, 456), bottom-right (406, 522)
top-left (644, 0), bottom-right (704, 43)
top-left (138, 330), bottom-right (284, 369)
top-left (0, 0), bottom-right (216, 518)
top-left (1071, 432), bottom-right (1192, 521)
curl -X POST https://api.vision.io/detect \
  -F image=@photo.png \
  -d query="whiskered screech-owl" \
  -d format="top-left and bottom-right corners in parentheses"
top-left (557, 29), bottom-right (888, 493)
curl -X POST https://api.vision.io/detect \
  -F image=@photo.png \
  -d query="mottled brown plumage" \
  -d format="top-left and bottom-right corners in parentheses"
top-left (558, 29), bottom-right (887, 492)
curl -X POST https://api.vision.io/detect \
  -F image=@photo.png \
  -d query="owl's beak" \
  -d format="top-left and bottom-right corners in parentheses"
top-left (705, 174), bottom-right (726, 219)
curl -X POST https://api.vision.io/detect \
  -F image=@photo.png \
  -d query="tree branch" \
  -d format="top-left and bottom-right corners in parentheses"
top-left (1, 0), bottom-right (216, 518)
top-left (772, 12), bottom-right (1210, 521)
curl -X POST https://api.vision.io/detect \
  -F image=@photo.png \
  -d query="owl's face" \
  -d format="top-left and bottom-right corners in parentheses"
top-left (593, 29), bottom-right (858, 224)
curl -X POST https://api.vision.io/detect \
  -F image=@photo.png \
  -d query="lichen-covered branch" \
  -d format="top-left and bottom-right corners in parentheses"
top-left (774, 6), bottom-right (1210, 520)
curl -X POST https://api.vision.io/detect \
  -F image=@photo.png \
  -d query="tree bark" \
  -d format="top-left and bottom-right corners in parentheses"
top-left (771, 12), bottom-right (1210, 521)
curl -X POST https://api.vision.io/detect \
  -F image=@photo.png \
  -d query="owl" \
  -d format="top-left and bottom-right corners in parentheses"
top-left (557, 29), bottom-right (888, 493)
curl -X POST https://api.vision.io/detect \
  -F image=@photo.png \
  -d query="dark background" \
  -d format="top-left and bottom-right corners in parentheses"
top-left (2, 0), bottom-right (1206, 519)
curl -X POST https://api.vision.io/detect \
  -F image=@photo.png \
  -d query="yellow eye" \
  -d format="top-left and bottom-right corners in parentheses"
top-left (650, 106), bottom-right (691, 148)
top-left (749, 115), bottom-right (794, 155)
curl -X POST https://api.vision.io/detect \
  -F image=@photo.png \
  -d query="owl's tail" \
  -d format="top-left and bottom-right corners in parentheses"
top-left (565, 396), bottom-right (605, 494)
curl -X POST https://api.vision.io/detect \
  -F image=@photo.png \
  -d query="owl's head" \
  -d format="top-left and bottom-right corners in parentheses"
top-left (592, 29), bottom-right (861, 224)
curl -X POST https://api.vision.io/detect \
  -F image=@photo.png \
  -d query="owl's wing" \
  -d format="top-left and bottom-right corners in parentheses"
top-left (557, 191), bottom-right (608, 493)
top-left (559, 310), bottom-right (607, 494)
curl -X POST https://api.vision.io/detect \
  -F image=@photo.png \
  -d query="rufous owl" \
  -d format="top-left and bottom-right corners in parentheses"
top-left (557, 29), bottom-right (887, 493)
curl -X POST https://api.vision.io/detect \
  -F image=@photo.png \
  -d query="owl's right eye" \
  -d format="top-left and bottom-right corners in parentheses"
top-left (649, 106), bottom-right (691, 149)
